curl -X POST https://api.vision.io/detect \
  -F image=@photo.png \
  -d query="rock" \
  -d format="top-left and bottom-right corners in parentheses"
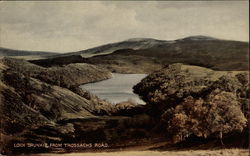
top-left (2, 57), bottom-right (112, 88)
top-left (0, 58), bottom-right (159, 155)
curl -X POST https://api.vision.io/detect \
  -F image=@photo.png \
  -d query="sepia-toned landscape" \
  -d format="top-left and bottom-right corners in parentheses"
top-left (0, 1), bottom-right (249, 156)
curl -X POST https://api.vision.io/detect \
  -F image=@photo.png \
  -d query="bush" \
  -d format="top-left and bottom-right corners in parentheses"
top-left (163, 90), bottom-right (247, 143)
top-left (134, 64), bottom-right (249, 144)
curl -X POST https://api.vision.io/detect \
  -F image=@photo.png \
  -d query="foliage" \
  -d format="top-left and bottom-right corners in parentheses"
top-left (163, 90), bottom-right (247, 143)
top-left (134, 64), bottom-right (249, 143)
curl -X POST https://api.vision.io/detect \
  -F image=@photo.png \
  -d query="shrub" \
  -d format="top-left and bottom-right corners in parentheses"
top-left (163, 90), bottom-right (247, 143)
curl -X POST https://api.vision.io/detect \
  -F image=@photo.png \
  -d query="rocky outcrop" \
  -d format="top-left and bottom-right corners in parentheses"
top-left (2, 58), bottom-right (112, 88)
top-left (2, 71), bottom-right (96, 121)
top-left (134, 64), bottom-right (249, 144)
top-left (0, 58), bottom-right (158, 155)
top-left (0, 58), bottom-right (117, 127)
top-left (0, 74), bottom-right (156, 154)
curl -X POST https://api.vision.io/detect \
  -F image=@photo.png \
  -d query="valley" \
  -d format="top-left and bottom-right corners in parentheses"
top-left (0, 36), bottom-right (249, 155)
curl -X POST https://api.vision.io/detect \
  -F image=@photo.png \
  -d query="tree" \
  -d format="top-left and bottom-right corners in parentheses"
top-left (162, 89), bottom-right (247, 143)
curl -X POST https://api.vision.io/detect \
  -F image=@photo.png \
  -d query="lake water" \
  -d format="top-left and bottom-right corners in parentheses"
top-left (80, 73), bottom-right (147, 104)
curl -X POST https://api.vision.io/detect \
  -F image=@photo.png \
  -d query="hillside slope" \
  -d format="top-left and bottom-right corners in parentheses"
top-left (0, 58), bottom-right (149, 154)
top-left (84, 38), bottom-right (249, 72)
top-left (30, 36), bottom-right (249, 73)
top-left (134, 63), bottom-right (249, 145)
top-left (0, 59), bottom-right (249, 154)
top-left (0, 47), bottom-right (58, 57)
top-left (52, 38), bottom-right (169, 58)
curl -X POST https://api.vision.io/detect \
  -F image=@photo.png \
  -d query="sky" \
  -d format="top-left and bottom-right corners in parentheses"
top-left (0, 1), bottom-right (249, 53)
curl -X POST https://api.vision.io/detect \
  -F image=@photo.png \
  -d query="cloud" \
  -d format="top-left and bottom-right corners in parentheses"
top-left (0, 1), bottom-right (249, 52)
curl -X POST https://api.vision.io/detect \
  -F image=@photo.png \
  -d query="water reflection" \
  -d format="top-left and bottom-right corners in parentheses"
top-left (80, 73), bottom-right (146, 104)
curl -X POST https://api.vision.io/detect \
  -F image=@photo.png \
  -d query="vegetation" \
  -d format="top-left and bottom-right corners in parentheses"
top-left (27, 37), bottom-right (249, 73)
top-left (134, 64), bottom-right (249, 144)
top-left (83, 39), bottom-right (249, 73)
top-left (0, 35), bottom-right (249, 154)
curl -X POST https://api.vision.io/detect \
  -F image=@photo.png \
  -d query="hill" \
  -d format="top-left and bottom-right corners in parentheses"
top-left (133, 63), bottom-right (249, 146)
top-left (52, 38), bottom-right (169, 58)
top-left (83, 37), bottom-right (249, 73)
top-left (1, 59), bottom-right (248, 154)
top-left (0, 58), bottom-right (150, 154)
top-left (29, 36), bottom-right (249, 73)
top-left (0, 47), bottom-right (58, 58)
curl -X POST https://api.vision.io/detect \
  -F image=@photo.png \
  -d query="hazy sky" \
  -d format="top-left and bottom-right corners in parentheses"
top-left (0, 1), bottom-right (249, 53)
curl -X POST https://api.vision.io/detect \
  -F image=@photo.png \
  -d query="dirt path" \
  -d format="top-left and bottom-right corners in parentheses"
top-left (33, 149), bottom-right (249, 156)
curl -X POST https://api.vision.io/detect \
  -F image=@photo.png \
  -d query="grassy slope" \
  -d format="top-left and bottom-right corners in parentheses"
top-left (84, 40), bottom-right (249, 73)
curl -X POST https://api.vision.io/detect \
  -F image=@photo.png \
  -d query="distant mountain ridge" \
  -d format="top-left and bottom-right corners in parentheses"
top-left (0, 47), bottom-right (58, 57)
top-left (29, 35), bottom-right (249, 73)
top-left (176, 35), bottom-right (219, 41)
top-left (1, 35), bottom-right (247, 58)
top-left (60, 35), bottom-right (222, 57)
top-left (53, 37), bottom-right (169, 58)
top-left (2, 35), bottom-right (249, 72)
